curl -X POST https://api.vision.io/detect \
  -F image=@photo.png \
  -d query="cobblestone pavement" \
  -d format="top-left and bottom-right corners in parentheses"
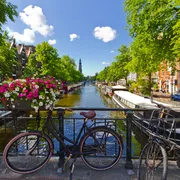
top-left (0, 157), bottom-right (180, 180)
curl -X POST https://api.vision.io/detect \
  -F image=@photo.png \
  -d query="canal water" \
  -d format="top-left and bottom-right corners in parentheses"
top-left (0, 84), bottom-right (144, 157)
top-left (55, 84), bottom-right (143, 157)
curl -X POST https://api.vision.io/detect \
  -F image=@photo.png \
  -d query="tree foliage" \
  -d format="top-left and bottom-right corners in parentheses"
top-left (97, 45), bottom-right (131, 83)
top-left (24, 42), bottom-right (84, 82)
top-left (0, 33), bottom-right (17, 80)
top-left (0, 0), bottom-right (18, 43)
top-left (124, 0), bottom-right (180, 60)
top-left (113, 45), bottom-right (131, 83)
top-left (96, 67), bottom-right (109, 81)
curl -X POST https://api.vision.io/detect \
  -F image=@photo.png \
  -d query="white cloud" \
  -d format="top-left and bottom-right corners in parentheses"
top-left (7, 27), bottom-right (35, 43)
top-left (93, 26), bottom-right (117, 43)
top-left (102, 61), bottom-right (110, 65)
top-left (48, 39), bottom-right (56, 45)
top-left (70, 33), bottom-right (80, 41)
top-left (19, 5), bottom-right (54, 37)
top-left (110, 50), bottom-right (114, 53)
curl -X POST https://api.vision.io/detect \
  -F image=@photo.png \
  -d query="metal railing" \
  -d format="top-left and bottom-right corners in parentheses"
top-left (0, 107), bottom-right (170, 169)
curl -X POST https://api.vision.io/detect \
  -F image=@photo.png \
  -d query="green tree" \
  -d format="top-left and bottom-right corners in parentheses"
top-left (60, 55), bottom-right (77, 82)
top-left (0, 0), bottom-right (18, 43)
top-left (114, 45), bottom-right (131, 84)
top-left (106, 61), bottom-right (120, 82)
top-left (124, 0), bottom-right (180, 60)
top-left (96, 67), bottom-right (109, 81)
top-left (127, 37), bottom-right (161, 94)
top-left (24, 42), bottom-right (61, 78)
top-left (0, 33), bottom-right (17, 80)
top-left (24, 42), bottom-right (84, 82)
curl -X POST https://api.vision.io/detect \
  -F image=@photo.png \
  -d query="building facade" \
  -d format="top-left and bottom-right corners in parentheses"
top-left (158, 60), bottom-right (179, 94)
top-left (10, 39), bottom-right (35, 79)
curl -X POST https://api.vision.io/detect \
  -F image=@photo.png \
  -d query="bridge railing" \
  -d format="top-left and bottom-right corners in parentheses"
top-left (0, 107), bottom-right (163, 169)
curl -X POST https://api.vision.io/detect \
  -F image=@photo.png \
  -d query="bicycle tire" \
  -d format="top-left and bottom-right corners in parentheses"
top-left (137, 140), bottom-right (167, 180)
top-left (80, 126), bottom-right (123, 170)
top-left (3, 131), bottom-right (53, 174)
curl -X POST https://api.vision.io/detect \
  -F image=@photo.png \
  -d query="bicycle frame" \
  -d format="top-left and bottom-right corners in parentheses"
top-left (41, 110), bottom-right (93, 153)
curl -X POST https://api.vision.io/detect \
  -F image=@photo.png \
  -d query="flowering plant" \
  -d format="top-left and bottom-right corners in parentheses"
top-left (0, 76), bottom-right (61, 111)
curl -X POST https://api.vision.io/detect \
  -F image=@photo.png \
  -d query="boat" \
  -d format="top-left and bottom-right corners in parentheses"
top-left (105, 85), bottom-right (128, 97)
top-left (112, 90), bottom-right (180, 138)
top-left (55, 89), bottom-right (64, 99)
top-left (112, 91), bottom-right (159, 119)
top-left (0, 105), bottom-right (12, 126)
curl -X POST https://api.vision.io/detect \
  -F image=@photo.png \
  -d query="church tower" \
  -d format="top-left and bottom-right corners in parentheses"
top-left (78, 59), bottom-right (82, 73)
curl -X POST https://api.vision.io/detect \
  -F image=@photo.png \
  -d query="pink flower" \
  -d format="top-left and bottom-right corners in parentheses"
top-left (3, 84), bottom-right (8, 88)
top-left (2, 97), bottom-right (7, 102)
top-left (0, 87), bottom-right (6, 93)
top-left (45, 80), bottom-right (50, 84)
top-left (27, 92), bottom-right (33, 100)
top-left (24, 89), bottom-right (28, 93)
top-left (19, 93), bottom-right (26, 98)
top-left (9, 83), bottom-right (15, 90)
top-left (46, 84), bottom-right (52, 89)
top-left (33, 89), bottom-right (39, 98)
top-left (38, 79), bottom-right (43, 83)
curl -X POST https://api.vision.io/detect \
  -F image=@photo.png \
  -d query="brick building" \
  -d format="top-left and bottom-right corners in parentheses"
top-left (158, 60), bottom-right (179, 94)
top-left (10, 39), bottom-right (35, 79)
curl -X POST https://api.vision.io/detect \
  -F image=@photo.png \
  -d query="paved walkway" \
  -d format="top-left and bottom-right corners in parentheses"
top-left (0, 157), bottom-right (180, 180)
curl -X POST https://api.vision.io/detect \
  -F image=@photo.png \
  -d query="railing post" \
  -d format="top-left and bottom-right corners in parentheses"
top-left (125, 110), bottom-right (133, 169)
top-left (12, 110), bottom-right (17, 135)
top-left (57, 109), bottom-right (65, 173)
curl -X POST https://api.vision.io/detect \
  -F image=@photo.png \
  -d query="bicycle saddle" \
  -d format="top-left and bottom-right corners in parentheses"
top-left (80, 110), bottom-right (96, 119)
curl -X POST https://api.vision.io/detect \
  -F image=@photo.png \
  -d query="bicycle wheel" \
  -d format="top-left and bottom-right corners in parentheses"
top-left (3, 131), bottom-right (53, 174)
top-left (80, 126), bottom-right (123, 170)
top-left (137, 140), bottom-right (167, 180)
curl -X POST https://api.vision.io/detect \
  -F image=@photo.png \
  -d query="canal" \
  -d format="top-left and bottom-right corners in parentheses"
top-left (56, 84), bottom-right (144, 157)
top-left (0, 84), bottom-right (144, 157)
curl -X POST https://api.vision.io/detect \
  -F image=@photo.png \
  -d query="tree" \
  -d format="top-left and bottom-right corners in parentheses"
top-left (60, 55), bottom-right (77, 82)
top-left (0, 33), bottom-right (17, 80)
top-left (127, 36), bottom-right (162, 95)
top-left (24, 42), bottom-right (84, 82)
top-left (124, 0), bottom-right (180, 60)
top-left (0, 0), bottom-right (18, 44)
top-left (106, 61), bottom-right (120, 82)
top-left (24, 42), bottom-right (61, 78)
top-left (114, 45), bottom-right (131, 84)
top-left (96, 67), bottom-right (109, 81)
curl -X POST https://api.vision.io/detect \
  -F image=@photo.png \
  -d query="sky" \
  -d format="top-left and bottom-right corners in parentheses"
top-left (4, 0), bottom-right (132, 76)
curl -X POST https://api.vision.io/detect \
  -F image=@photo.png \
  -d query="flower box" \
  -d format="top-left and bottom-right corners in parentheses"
top-left (0, 76), bottom-right (61, 111)
top-left (5, 100), bottom-right (32, 110)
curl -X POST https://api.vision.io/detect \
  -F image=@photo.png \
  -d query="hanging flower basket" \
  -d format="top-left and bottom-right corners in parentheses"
top-left (5, 100), bottom-right (32, 110)
top-left (0, 76), bottom-right (61, 112)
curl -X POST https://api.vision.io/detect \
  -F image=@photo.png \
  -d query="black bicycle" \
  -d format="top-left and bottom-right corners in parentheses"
top-left (137, 106), bottom-right (180, 180)
top-left (3, 108), bottom-right (123, 175)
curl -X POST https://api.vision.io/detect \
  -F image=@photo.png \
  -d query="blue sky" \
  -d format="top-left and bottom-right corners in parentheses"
top-left (4, 0), bottom-right (132, 76)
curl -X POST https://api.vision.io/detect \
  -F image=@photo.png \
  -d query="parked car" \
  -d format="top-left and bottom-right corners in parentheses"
top-left (171, 93), bottom-right (180, 101)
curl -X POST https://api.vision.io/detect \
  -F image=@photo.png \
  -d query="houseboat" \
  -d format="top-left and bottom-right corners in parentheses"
top-left (105, 85), bottom-right (128, 97)
top-left (112, 91), bottom-right (180, 138)
top-left (112, 91), bottom-right (159, 119)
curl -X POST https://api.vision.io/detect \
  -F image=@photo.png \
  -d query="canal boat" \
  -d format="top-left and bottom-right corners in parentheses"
top-left (112, 91), bottom-right (159, 119)
top-left (105, 85), bottom-right (128, 97)
top-left (55, 89), bottom-right (64, 99)
top-left (0, 110), bottom-right (11, 118)
top-left (112, 90), bottom-right (180, 138)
